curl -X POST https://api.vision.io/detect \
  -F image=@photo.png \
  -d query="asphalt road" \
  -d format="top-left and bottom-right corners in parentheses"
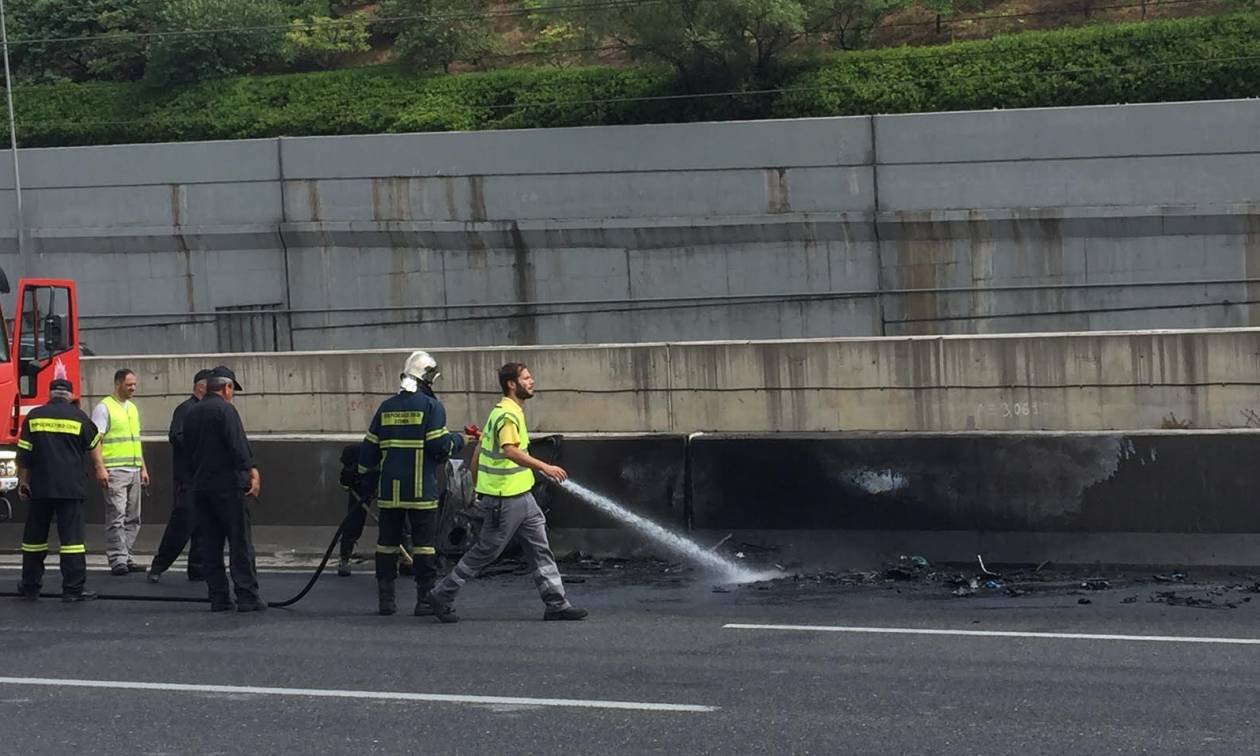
top-left (3, 561), bottom-right (1260, 755)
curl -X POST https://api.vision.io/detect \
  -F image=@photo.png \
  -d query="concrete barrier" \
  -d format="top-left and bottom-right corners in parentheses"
top-left (4, 431), bottom-right (1259, 568)
top-left (84, 327), bottom-right (1260, 435)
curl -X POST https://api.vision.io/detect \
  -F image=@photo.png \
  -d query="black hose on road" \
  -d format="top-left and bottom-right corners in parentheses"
top-left (0, 511), bottom-right (352, 608)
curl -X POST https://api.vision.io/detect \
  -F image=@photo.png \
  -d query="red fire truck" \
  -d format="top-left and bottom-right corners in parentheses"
top-left (0, 272), bottom-right (81, 498)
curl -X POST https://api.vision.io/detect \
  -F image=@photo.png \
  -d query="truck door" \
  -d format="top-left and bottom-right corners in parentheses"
top-left (11, 279), bottom-right (80, 424)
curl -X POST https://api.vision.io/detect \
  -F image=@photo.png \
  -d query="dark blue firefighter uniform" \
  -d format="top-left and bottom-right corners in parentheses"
top-left (15, 396), bottom-right (101, 600)
top-left (358, 388), bottom-right (464, 598)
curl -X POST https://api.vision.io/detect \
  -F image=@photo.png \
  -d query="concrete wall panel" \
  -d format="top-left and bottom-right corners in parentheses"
top-left (3, 98), bottom-right (1259, 355)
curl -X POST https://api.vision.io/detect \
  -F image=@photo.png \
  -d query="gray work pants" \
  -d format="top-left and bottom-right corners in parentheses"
top-left (431, 492), bottom-right (569, 610)
top-left (104, 468), bottom-right (143, 567)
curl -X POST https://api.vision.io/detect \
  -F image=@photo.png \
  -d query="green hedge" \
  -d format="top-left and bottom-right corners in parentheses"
top-left (6, 12), bottom-right (1259, 147)
top-left (774, 13), bottom-right (1260, 117)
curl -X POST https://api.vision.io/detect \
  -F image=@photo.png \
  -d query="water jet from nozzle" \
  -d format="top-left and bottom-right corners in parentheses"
top-left (559, 480), bottom-right (775, 584)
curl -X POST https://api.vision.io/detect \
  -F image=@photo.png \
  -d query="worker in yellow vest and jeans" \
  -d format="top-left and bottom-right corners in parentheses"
top-left (91, 369), bottom-right (150, 575)
top-left (424, 362), bottom-right (586, 623)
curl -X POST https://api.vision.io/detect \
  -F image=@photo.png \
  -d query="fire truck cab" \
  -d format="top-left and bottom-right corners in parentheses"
top-left (0, 271), bottom-right (81, 499)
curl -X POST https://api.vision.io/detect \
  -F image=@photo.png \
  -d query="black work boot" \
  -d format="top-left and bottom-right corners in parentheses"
top-left (337, 556), bottom-right (352, 577)
top-left (62, 590), bottom-right (98, 603)
top-left (414, 582), bottom-right (436, 616)
top-left (544, 606), bottom-right (589, 621)
top-left (378, 580), bottom-right (397, 615)
top-left (236, 596), bottom-right (268, 612)
top-left (424, 590), bottom-right (458, 623)
top-left (16, 583), bottom-right (39, 601)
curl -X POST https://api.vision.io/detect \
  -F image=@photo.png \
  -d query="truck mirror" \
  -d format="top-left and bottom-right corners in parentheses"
top-left (43, 313), bottom-right (68, 353)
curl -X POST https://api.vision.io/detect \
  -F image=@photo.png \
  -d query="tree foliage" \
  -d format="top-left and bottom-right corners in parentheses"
top-left (6, 0), bottom-right (164, 82)
top-left (145, 0), bottom-right (288, 87)
top-left (532, 0), bottom-right (917, 93)
top-left (375, 0), bottom-right (502, 73)
top-left (283, 12), bottom-right (372, 70)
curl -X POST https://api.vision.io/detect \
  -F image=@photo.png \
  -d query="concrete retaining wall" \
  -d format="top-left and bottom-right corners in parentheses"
top-left (82, 327), bottom-right (1260, 435)
top-left (6, 431), bottom-right (1260, 568)
top-left (2, 99), bottom-right (1258, 353)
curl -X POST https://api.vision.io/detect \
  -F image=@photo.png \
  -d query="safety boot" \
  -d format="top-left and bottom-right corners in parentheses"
top-left (424, 590), bottom-right (458, 623)
top-left (414, 581), bottom-right (436, 616)
top-left (337, 556), bottom-right (352, 577)
top-left (543, 606), bottom-right (589, 621)
top-left (16, 583), bottom-right (39, 601)
top-left (377, 580), bottom-right (397, 615)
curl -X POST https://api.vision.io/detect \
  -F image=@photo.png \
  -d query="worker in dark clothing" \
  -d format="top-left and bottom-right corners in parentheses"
top-left (337, 444), bottom-right (417, 577)
top-left (357, 350), bottom-right (466, 616)
top-left (337, 444), bottom-right (369, 576)
top-left (147, 368), bottom-right (213, 583)
top-left (14, 371), bottom-right (109, 602)
top-left (184, 365), bottom-right (264, 612)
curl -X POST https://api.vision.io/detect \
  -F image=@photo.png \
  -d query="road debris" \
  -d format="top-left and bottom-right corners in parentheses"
top-left (1149, 590), bottom-right (1237, 609)
top-left (708, 534), bottom-right (733, 553)
top-left (978, 555), bottom-right (1000, 577)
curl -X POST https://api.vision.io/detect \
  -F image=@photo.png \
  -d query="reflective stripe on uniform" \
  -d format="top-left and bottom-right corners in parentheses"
top-left (16, 439), bottom-right (32, 451)
top-left (478, 465), bottom-right (527, 475)
top-left (378, 439), bottom-right (425, 450)
top-left (375, 545), bottom-right (400, 554)
top-left (59, 544), bottom-right (86, 555)
top-left (381, 411), bottom-right (424, 426)
top-left (29, 418), bottom-right (83, 434)
top-left (376, 499), bottom-right (439, 510)
top-left (424, 427), bottom-right (448, 441)
top-left (420, 451), bottom-right (430, 504)
top-left (415, 546), bottom-right (436, 555)
top-left (20, 542), bottom-right (48, 553)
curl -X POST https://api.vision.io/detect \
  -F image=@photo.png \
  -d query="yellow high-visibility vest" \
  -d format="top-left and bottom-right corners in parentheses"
top-left (100, 396), bottom-right (142, 469)
top-left (476, 398), bottom-right (534, 498)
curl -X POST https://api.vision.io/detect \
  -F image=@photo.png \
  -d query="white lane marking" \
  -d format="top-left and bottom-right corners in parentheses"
top-left (0, 676), bottom-right (717, 713)
top-left (723, 623), bottom-right (1260, 646)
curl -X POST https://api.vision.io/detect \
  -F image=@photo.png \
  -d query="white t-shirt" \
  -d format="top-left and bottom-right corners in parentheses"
top-left (92, 399), bottom-right (141, 472)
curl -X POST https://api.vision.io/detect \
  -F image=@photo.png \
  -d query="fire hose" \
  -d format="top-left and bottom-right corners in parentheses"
top-left (0, 498), bottom-right (360, 607)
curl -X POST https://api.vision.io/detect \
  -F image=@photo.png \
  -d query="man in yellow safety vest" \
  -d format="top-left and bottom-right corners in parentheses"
top-left (423, 362), bottom-right (587, 623)
top-left (91, 368), bottom-right (150, 576)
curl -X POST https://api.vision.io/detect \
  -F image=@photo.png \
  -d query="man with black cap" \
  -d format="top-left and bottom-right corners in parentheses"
top-left (14, 366), bottom-right (109, 602)
top-left (147, 368), bottom-right (213, 583)
top-left (183, 365), bottom-right (264, 612)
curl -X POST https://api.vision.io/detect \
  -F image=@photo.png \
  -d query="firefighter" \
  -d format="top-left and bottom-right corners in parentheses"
top-left (14, 372), bottom-right (109, 602)
top-left (357, 350), bottom-right (466, 616)
top-left (424, 362), bottom-right (587, 622)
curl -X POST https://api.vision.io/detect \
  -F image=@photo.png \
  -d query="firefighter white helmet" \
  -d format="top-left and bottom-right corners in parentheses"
top-left (399, 350), bottom-right (440, 393)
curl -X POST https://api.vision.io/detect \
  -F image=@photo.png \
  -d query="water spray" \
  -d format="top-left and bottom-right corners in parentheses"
top-left (559, 480), bottom-right (776, 584)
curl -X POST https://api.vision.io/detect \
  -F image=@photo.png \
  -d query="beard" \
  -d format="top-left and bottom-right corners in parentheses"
top-left (513, 384), bottom-right (533, 401)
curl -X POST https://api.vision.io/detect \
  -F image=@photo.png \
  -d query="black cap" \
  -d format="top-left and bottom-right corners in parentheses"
top-left (49, 378), bottom-right (73, 393)
top-left (194, 368), bottom-right (214, 384)
top-left (211, 365), bottom-right (243, 392)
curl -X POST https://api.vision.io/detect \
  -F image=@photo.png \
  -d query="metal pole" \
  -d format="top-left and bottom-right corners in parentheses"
top-left (0, 0), bottom-right (23, 258)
